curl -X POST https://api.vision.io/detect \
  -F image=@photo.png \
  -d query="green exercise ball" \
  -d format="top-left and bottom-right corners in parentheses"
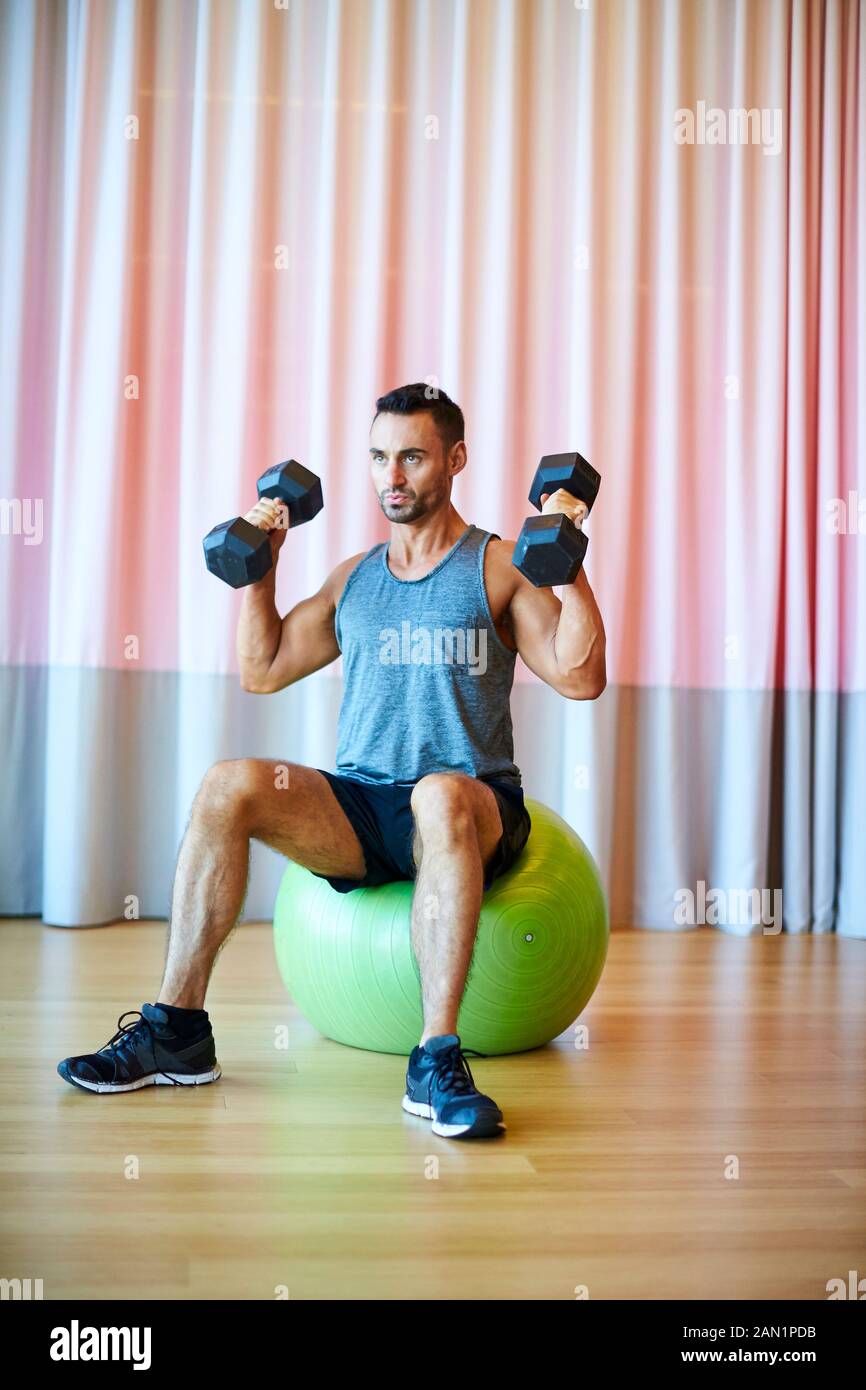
top-left (272, 798), bottom-right (609, 1056)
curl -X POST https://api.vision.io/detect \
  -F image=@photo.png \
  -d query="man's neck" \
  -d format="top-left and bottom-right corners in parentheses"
top-left (386, 508), bottom-right (470, 575)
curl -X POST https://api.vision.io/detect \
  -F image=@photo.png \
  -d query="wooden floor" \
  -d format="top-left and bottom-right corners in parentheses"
top-left (1, 920), bottom-right (865, 1301)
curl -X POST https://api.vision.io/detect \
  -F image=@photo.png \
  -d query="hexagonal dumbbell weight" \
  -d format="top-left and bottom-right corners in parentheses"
top-left (203, 460), bottom-right (324, 588)
top-left (512, 451), bottom-right (600, 587)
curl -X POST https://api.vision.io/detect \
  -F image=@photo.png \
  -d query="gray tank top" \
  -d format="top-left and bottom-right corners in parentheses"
top-left (334, 524), bottom-right (521, 786)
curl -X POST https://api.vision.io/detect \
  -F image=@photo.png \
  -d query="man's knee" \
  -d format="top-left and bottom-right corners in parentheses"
top-left (411, 773), bottom-right (477, 838)
top-left (194, 759), bottom-right (267, 824)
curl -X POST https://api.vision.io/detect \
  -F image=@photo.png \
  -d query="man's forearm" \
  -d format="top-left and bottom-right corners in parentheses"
top-left (553, 570), bottom-right (606, 696)
top-left (237, 570), bottom-right (282, 688)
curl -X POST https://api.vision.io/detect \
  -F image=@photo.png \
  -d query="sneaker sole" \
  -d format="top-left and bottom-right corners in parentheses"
top-left (58, 1064), bottom-right (222, 1094)
top-left (402, 1093), bottom-right (506, 1139)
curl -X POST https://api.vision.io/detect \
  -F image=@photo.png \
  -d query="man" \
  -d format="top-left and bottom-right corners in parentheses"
top-left (58, 384), bottom-right (606, 1139)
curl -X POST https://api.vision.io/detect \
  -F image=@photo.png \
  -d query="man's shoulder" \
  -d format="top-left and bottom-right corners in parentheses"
top-left (482, 534), bottom-right (521, 593)
top-left (483, 534), bottom-right (518, 562)
top-left (326, 548), bottom-right (376, 605)
top-left (478, 535), bottom-right (523, 638)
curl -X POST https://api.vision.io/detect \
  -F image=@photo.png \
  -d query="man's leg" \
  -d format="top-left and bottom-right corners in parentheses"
top-left (408, 773), bottom-right (504, 1045)
top-left (159, 760), bottom-right (367, 1009)
top-left (57, 760), bottom-right (367, 1093)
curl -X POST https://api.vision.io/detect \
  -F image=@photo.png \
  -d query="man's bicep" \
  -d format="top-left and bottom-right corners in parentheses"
top-left (263, 588), bottom-right (340, 689)
top-left (265, 553), bottom-right (365, 691)
top-left (507, 575), bottom-right (564, 686)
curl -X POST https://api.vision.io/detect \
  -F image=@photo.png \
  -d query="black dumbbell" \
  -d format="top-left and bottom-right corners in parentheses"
top-left (512, 451), bottom-right (600, 587)
top-left (203, 460), bottom-right (324, 588)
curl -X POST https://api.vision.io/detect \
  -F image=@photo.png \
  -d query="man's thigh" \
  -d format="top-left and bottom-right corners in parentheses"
top-left (230, 760), bottom-right (367, 879)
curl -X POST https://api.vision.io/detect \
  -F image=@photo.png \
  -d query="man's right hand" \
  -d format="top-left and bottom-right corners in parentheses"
top-left (242, 497), bottom-right (289, 568)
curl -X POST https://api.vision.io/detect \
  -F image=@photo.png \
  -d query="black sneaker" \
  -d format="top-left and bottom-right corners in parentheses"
top-left (57, 1005), bottom-right (221, 1094)
top-left (402, 1034), bottom-right (505, 1139)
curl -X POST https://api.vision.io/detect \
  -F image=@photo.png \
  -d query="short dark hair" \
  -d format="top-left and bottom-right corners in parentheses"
top-left (372, 383), bottom-right (465, 457)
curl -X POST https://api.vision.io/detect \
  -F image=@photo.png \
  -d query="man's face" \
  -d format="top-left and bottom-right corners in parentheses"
top-left (369, 411), bottom-right (457, 523)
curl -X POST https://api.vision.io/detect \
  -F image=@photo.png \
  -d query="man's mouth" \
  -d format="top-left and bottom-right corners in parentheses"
top-left (384, 493), bottom-right (410, 503)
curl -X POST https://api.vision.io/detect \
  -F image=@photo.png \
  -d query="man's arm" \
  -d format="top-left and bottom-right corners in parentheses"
top-left (507, 564), bottom-right (606, 700)
top-left (500, 481), bottom-right (606, 699)
top-left (235, 495), bottom-right (363, 693)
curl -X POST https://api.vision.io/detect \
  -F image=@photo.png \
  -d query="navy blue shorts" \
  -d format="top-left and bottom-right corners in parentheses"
top-left (312, 771), bottom-right (532, 895)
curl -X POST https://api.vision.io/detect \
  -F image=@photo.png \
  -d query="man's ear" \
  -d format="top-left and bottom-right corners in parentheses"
top-left (449, 441), bottom-right (468, 478)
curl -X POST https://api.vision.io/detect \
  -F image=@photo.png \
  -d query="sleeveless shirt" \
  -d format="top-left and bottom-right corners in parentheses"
top-left (333, 524), bottom-right (520, 786)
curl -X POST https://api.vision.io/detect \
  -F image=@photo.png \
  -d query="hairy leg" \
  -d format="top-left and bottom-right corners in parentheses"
top-left (159, 761), bottom-right (366, 1008)
top-left (409, 774), bottom-right (504, 1045)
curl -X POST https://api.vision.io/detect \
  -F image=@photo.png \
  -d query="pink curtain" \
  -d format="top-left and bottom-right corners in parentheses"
top-left (1, 0), bottom-right (863, 932)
